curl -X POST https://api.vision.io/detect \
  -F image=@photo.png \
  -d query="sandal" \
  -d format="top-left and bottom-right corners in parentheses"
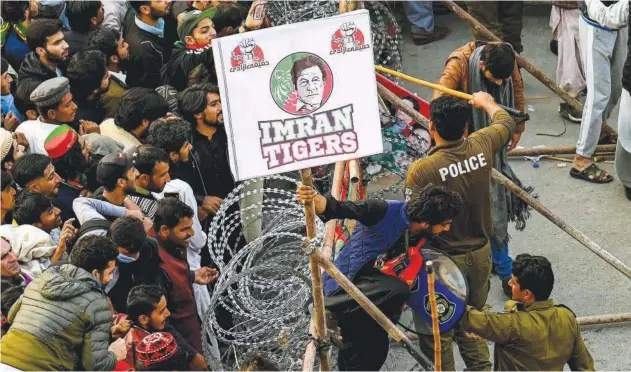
top-left (570, 163), bottom-right (614, 184)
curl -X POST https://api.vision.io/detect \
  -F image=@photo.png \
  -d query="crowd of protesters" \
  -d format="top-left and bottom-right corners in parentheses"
top-left (0, 1), bottom-right (623, 371)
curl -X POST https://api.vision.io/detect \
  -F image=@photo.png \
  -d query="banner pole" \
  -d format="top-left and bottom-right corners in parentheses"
top-left (426, 261), bottom-right (442, 372)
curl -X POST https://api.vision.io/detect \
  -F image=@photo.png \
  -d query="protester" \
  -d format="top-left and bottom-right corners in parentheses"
top-left (93, 152), bottom-right (139, 208)
top-left (126, 145), bottom-right (171, 218)
top-left (619, 2), bottom-right (631, 201)
top-left (467, 1), bottom-right (525, 53)
top-left (405, 93), bottom-right (516, 370)
top-left (123, 285), bottom-right (209, 370)
top-left (213, 2), bottom-right (249, 37)
top-left (0, 235), bottom-right (127, 370)
top-left (64, 1), bottom-right (104, 61)
top-left (1, 191), bottom-right (76, 278)
top-left (102, 0), bottom-right (129, 31)
top-left (0, 127), bottom-right (29, 172)
top-left (461, 254), bottom-right (595, 370)
top-left (100, 87), bottom-right (169, 150)
top-left (13, 83), bottom-right (39, 123)
top-left (433, 42), bottom-right (528, 293)
top-left (19, 19), bottom-right (68, 94)
top-left (123, 0), bottom-right (172, 89)
top-left (0, 237), bottom-right (32, 291)
top-left (0, 1), bottom-right (38, 70)
top-left (550, 1), bottom-right (585, 122)
top-left (571, 0), bottom-right (628, 184)
top-left (72, 196), bottom-right (140, 242)
top-left (85, 28), bottom-right (130, 118)
top-left (153, 197), bottom-right (218, 353)
top-left (135, 332), bottom-right (190, 370)
top-left (1, 171), bottom-right (17, 224)
top-left (147, 117), bottom-right (213, 319)
top-left (403, 1), bottom-right (450, 45)
top-left (12, 153), bottom-right (61, 197)
top-left (162, 4), bottom-right (264, 91)
top-left (15, 77), bottom-right (75, 154)
top-left (2, 58), bottom-right (24, 124)
top-left (66, 50), bottom-right (111, 123)
top-left (105, 217), bottom-right (168, 313)
top-left (296, 183), bottom-right (462, 371)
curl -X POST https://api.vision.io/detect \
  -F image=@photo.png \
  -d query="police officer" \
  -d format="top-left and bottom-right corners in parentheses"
top-left (460, 254), bottom-right (595, 371)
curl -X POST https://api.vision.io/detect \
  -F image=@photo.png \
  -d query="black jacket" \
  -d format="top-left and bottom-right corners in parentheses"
top-left (160, 43), bottom-right (217, 91)
top-left (122, 9), bottom-right (167, 89)
top-left (62, 30), bottom-right (87, 63)
top-left (74, 98), bottom-right (106, 123)
top-left (17, 53), bottom-right (58, 96)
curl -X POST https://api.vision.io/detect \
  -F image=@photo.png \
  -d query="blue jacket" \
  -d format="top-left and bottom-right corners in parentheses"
top-left (323, 200), bottom-right (410, 296)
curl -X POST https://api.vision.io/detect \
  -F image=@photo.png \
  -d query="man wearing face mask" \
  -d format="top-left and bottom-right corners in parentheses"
top-left (0, 235), bottom-right (127, 371)
top-left (104, 216), bottom-right (169, 314)
top-left (296, 183), bottom-right (463, 371)
top-left (161, 2), bottom-right (265, 91)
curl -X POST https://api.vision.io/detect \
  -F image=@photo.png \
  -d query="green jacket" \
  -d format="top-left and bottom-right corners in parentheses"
top-left (0, 264), bottom-right (116, 371)
top-left (461, 299), bottom-right (595, 371)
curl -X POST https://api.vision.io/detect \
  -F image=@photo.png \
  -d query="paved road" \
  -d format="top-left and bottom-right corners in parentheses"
top-left (373, 4), bottom-right (631, 370)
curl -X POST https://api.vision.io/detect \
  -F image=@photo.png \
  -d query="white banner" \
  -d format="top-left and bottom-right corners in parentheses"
top-left (213, 10), bottom-right (382, 181)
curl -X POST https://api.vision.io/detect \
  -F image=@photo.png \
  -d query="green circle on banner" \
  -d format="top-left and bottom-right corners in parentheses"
top-left (270, 52), bottom-right (334, 116)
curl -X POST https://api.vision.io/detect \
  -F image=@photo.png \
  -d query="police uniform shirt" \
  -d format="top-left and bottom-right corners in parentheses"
top-left (405, 110), bottom-right (516, 255)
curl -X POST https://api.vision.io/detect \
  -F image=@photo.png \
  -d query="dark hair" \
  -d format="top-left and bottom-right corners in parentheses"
top-left (85, 28), bottom-right (120, 59)
top-left (147, 117), bottom-right (192, 155)
top-left (291, 56), bottom-right (327, 87)
top-left (405, 184), bottom-right (463, 224)
top-left (153, 197), bottom-right (194, 232)
top-left (26, 18), bottom-right (63, 52)
top-left (14, 83), bottom-right (38, 119)
top-left (1, 171), bottom-right (14, 192)
top-left (133, 145), bottom-right (169, 176)
top-left (1, 1), bottom-right (30, 24)
top-left (187, 64), bottom-right (214, 87)
top-left (12, 191), bottom-right (52, 225)
top-left (51, 141), bottom-right (87, 181)
top-left (66, 50), bottom-right (107, 100)
top-left (512, 254), bottom-right (554, 301)
top-left (239, 354), bottom-right (279, 371)
top-left (1, 286), bottom-right (25, 317)
top-left (126, 284), bottom-right (165, 323)
top-left (213, 2), bottom-right (248, 34)
top-left (429, 96), bottom-right (471, 141)
top-left (129, 1), bottom-right (152, 13)
top-left (66, 1), bottom-right (102, 34)
top-left (401, 96), bottom-right (421, 112)
top-left (108, 216), bottom-right (147, 254)
top-left (178, 83), bottom-right (219, 124)
top-left (70, 235), bottom-right (118, 273)
top-left (481, 43), bottom-right (516, 80)
top-left (115, 88), bottom-right (169, 132)
top-left (12, 154), bottom-right (51, 189)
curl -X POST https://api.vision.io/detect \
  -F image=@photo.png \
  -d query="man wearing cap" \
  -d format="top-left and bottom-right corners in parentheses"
top-left (161, 2), bottom-right (265, 91)
top-left (14, 77), bottom-right (75, 155)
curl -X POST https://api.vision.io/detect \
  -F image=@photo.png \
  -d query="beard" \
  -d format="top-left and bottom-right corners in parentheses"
top-left (203, 112), bottom-right (223, 127)
top-left (45, 49), bottom-right (66, 63)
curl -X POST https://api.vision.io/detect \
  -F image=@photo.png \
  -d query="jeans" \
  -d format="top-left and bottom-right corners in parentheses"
top-left (404, 1), bottom-right (434, 34)
top-left (491, 239), bottom-right (512, 281)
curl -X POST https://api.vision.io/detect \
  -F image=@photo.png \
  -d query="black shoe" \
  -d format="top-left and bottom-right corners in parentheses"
top-left (550, 40), bottom-right (558, 56)
top-left (625, 186), bottom-right (631, 201)
top-left (501, 279), bottom-right (512, 297)
top-left (559, 103), bottom-right (582, 123)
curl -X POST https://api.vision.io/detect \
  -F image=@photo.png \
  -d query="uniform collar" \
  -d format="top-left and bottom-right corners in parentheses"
top-left (428, 138), bottom-right (465, 155)
top-left (526, 299), bottom-right (554, 311)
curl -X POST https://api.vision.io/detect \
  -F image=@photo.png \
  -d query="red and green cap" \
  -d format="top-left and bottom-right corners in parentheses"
top-left (44, 124), bottom-right (78, 159)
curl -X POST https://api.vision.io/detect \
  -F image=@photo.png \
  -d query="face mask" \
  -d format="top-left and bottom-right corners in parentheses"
top-left (117, 251), bottom-right (139, 264)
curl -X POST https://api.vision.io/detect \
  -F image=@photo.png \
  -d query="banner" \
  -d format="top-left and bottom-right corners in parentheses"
top-left (213, 10), bottom-right (383, 181)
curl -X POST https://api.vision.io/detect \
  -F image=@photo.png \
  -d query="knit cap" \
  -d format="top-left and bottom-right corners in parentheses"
top-left (0, 128), bottom-right (12, 162)
top-left (44, 124), bottom-right (78, 159)
top-left (136, 332), bottom-right (179, 368)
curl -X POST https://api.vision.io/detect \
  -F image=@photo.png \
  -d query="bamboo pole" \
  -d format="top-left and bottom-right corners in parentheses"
top-left (301, 168), bottom-right (331, 371)
top-left (492, 169), bottom-right (631, 280)
top-left (377, 83), bottom-right (631, 280)
top-left (312, 250), bottom-right (435, 370)
top-left (508, 144), bottom-right (616, 157)
top-left (349, 159), bottom-right (361, 184)
top-left (440, 0), bottom-right (619, 139)
top-left (377, 82), bottom-right (430, 129)
top-left (302, 163), bottom-right (345, 371)
top-left (426, 261), bottom-right (441, 372)
top-left (577, 313), bottom-right (631, 326)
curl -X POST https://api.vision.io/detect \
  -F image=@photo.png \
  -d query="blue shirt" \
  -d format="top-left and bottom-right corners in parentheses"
top-left (134, 16), bottom-right (165, 38)
top-left (1, 94), bottom-right (24, 123)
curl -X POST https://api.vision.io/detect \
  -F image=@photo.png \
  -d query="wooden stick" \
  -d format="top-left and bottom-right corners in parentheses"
top-left (426, 261), bottom-right (441, 372)
top-left (349, 159), bottom-right (361, 184)
top-left (312, 250), bottom-right (435, 370)
top-left (302, 163), bottom-right (345, 371)
top-left (301, 168), bottom-right (331, 371)
top-left (377, 82), bottom-right (430, 130)
top-left (491, 169), bottom-right (631, 280)
top-left (577, 313), bottom-right (631, 326)
top-left (377, 65), bottom-right (472, 101)
top-left (439, 0), bottom-right (583, 113)
top-left (508, 144), bottom-right (616, 157)
top-left (377, 83), bottom-right (631, 280)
